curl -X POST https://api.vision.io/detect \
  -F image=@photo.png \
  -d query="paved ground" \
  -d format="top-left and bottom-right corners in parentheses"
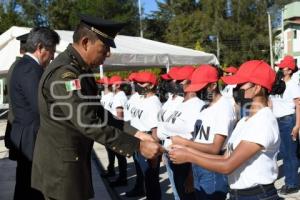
top-left (1, 118), bottom-right (300, 200)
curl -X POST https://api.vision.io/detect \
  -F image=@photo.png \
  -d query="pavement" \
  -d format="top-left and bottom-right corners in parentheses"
top-left (1, 119), bottom-right (300, 200)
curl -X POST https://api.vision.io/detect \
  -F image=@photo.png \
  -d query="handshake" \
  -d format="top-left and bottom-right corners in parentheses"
top-left (134, 131), bottom-right (165, 159)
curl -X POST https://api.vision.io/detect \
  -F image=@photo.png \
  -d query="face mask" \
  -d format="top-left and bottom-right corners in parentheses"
top-left (196, 88), bottom-right (213, 101)
top-left (98, 84), bottom-right (104, 92)
top-left (133, 83), bottom-right (147, 95)
top-left (233, 88), bottom-right (252, 104)
top-left (174, 82), bottom-right (184, 97)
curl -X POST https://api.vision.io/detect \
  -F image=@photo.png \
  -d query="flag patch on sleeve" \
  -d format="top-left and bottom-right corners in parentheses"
top-left (65, 79), bottom-right (81, 92)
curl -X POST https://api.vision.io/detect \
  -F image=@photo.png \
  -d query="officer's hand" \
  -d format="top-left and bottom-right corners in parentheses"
top-left (135, 131), bottom-right (155, 142)
top-left (139, 141), bottom-right (164, 159)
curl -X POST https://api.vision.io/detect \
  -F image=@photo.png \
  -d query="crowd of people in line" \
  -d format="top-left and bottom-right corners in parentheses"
top-left (3, 13), bottom-right (300, 200)
top-left (97, 55), bottom-right (300, 200)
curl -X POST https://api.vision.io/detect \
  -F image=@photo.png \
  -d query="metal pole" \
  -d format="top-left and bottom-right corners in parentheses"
top-left (216, 35), bottom-right (220, 61)
top-left (268, 12), bottom-right (274, 69)
top-left (281, 8), bottom-right (284, 59)
top-left (138, 0), bottom-right (143, 38)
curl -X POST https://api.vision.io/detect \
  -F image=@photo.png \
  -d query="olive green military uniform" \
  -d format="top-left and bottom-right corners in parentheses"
top-left (31, 44), bottom-right (140, 200)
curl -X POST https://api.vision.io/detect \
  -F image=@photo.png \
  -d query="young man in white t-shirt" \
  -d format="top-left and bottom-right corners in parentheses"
top-left (169, 60), bottom-right (281, 200)
top-left (270, 55), bottom-right (300, 195)
top-left (171, 65), bottom-right (236, 200)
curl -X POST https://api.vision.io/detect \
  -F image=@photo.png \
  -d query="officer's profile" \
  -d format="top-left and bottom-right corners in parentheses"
top-left (31, 14), bottom-right (163, 200)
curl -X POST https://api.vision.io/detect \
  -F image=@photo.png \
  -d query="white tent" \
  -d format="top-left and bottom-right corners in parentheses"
top-left (0, 26), bottom-right (219, 74)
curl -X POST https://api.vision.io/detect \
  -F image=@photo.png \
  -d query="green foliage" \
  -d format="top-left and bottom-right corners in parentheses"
top-left (0, 2), bottom-right (26, 34)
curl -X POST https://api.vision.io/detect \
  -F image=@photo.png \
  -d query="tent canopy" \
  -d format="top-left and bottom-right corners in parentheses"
top-left (0, 26), bottom-right (219, 74)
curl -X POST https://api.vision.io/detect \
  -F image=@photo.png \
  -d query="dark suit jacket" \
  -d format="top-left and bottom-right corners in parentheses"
top-left (4, 57), bottom-right (22, 160)
top-left (9, 54), bottom-right (43, 161)
top-left (31, 45), bottom-right (139, 200)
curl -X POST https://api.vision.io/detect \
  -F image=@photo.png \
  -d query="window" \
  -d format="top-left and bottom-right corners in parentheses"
top-left (294, 30), bottom-right (297, 39)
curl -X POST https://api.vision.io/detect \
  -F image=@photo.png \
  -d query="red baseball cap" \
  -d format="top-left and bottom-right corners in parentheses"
top-left (96, 76), bottom-right (109, 84)
top-left (109, 75), bottom-right (123, 85)
top-left (277, 55), bottom-right (296, 70)
top-left (221, 60), bottom-right (276, 92)
top-left (133, 71), bottom-right (157, 85)
top-left (185, 65), bottom-right (218, 92)
top-left (161, 67), bottom-right (180, 80)
top-left (127, 72), bottom-right (138, 81)
top-left (169, 65), bottom-right (195, 81)
top-left (224, 66), bottom-right (238, 74)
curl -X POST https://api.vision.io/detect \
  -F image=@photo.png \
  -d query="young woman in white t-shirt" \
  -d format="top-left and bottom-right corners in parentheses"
top-left (169, 60), bottom-right (281, 200)
top-left (104, 75), bottom-right (129, 187)
top-left (270, 55), bottom-right (300, 195)
top-left (157, 68), bottom-right (185, 200)
top-left (130, 71), bottom-right (163, 200)
top-left (162, 66), bottom-right (205, 200)
top-left (171, 65), bottom-right (236, 200)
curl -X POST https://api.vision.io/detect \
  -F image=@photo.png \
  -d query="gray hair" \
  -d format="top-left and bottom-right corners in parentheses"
top-left (26, 27), bottom-right (60, 53)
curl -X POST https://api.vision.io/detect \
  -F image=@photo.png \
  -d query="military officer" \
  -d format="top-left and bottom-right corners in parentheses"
top-left (31, 14), bottom-right (163, 200)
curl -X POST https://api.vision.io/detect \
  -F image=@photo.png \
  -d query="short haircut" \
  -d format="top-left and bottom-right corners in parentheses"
top-left (20, 41), bottom-right (27, 54)
top-left (73, 23), bottom-right (99, 44)
top-left (26, 27), bottom-right (60, 53)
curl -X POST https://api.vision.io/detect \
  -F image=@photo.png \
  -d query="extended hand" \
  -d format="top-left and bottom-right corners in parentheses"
top-left (171, 135), bottom-right (189, 146)
top-left (135, 131), bottom-right (155, 142)
top-left (169, 147), bottom-right (190, 164)
top-left (140, 141), bottom-right (164, 159)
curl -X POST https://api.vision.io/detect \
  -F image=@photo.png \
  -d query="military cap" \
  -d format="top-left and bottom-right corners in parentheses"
top-left (79, 14), bottom-right (126, 48)
top-left (16, 33), bottom-right (29, 43)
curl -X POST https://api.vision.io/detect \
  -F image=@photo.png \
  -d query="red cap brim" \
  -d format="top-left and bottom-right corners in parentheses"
top-left (221, 74), bottom-right (247, 85)
top-left (184, 82), bottom-right (208, 92)
top-left (161, 73), bottom-right (171, 80)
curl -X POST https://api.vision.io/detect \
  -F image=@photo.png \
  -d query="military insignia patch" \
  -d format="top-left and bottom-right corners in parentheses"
top-left (61, 71), bottom-right (77, 79)
top-left (65, 79), bottom-right (81, 92)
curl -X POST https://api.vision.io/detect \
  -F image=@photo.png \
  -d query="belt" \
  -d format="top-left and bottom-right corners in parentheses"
top-left (230, 184), bottom-right (275, 196)
top-left (277, 114), bottom-right (295, 120)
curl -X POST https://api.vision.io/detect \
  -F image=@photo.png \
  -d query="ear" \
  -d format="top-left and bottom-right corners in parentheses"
top-left (36, 43), bottom-right (43, 52)
top-left (81, 37), bottom-right (89, 51)
top-left (211, 82), bottom-right (217, 90)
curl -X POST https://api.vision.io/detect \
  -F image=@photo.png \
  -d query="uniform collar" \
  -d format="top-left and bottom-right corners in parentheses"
top-left (66, 44), bottom-right (89, 71)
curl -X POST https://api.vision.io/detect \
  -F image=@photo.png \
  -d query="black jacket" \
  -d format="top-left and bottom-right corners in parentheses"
top-left (9, 54), bottom-right (43, 161)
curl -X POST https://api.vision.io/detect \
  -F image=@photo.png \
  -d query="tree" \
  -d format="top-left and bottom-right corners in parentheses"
top-left (0, 1), bottom-right (26, 34)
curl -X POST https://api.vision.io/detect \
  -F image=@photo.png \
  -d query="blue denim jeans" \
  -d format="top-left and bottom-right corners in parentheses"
top-left (163, 153), bottom-right (180, 200)
top-left (229, 186), bottom-right (280, 200)
top-left (277, 114), bottom-right (300, 187)
top-left (193, 164), bottom-right (228, 200)
top-left (135, 152), bottom-right (161, 200)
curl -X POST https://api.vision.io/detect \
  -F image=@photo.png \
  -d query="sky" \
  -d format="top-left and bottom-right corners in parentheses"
top-left (141, 0), bottom-right (159, 15)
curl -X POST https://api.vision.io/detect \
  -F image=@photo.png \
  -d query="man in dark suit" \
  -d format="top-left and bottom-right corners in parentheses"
top-left (31, 14), bottom-right (163, 200)
top-left (4, 33), bottom-right (28, 161)
top-left (9, 27), bottom-right (60, 200)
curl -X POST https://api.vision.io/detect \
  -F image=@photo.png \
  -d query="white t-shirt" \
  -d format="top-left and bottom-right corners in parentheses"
top-left (107, 91), bottom-right (127, 117)
top-left (270, 79), bottom-right (300, 118)
top-left (163, 97), bottom-right (205, 140)
top-left (123, 92), bottom-right (140, 122)
top-left (291, 70), bottom-right (300, 85)
top-left (193, 96), bottom-right (236, 145)
top-left (227, 107), bottom-right (280, 189)
top-left (100, 92), bottom-right (114, 111)
top-left (157, 95), bottom-right (184, 140)
top-left (130, 95), bottom-right (162, 132)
